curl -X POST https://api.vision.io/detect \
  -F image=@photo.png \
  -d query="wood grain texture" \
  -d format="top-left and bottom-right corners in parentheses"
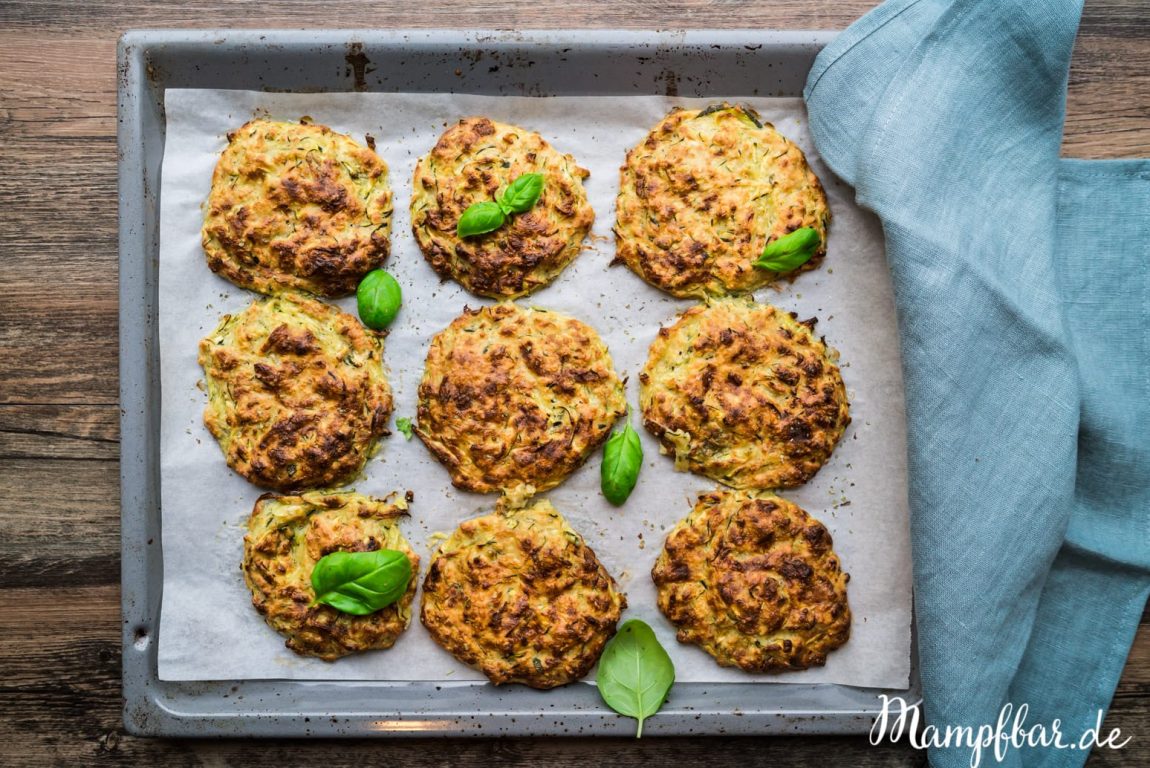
top-left (0, 0), bottom-right (1145, 765)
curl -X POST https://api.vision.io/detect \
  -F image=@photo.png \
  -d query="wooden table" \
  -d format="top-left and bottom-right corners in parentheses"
top-left (1, 1), bottom-right (1146, 765)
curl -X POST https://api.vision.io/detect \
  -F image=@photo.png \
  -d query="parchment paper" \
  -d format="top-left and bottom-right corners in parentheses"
top-left (157, 89), bottom-right (911, 688)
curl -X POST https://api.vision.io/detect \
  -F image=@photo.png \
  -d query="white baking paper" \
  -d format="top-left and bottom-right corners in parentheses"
top-left (157, 89), bottom-right (911, 689)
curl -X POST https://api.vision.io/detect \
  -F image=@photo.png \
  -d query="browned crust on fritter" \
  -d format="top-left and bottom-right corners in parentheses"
top-left (639, 297), bottom-right (849, 490)
top-left (614, 104), bottom-right (830, 298)
top-left (198, 292), bottom-right (393, 492)
top-left (415, 303), bottom-right (626, 498)
top-left (242, 491), bottom-right (418, 660)
top-left (420, 499), bottom-right (626, 688)
top-left (410, 117), bottom-right (595, 298)
top-left (202, 118), bottom-right (392, 297)
top-left (652, 490), bottom-right (850, 672)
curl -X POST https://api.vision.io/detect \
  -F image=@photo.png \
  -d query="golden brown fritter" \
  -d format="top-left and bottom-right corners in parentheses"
top-left (199, 292), bottom-right (392, 492)
top-left (639, 297), bottom-right (849, 490)
top-left (615, 103), bottom-right (829, 298)
top-left (242, 491), bottom-right (418, 660)
top-left (652, 490), bottom-right (850, 672)
top-left (420, 499), bottom-right (625, 688)
top-left (410, 117), bottom-right (595, 298)
top-left (202, 118), bottom-right (392, 297)
top-left (415, 303), bottom-right (626, 499)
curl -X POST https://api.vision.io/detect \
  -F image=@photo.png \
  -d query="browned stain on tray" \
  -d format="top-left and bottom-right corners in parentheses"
top-left (345, 42), bottom-right (371, 91)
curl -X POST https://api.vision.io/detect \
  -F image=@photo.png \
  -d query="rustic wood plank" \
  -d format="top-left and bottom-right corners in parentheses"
top-left (1065, 32), bottom-right (1150, 157)
top-left (0, 134), bottom-right (119, 405)
top-left (0, 459), bottom-right (120, 588)
top-left (0, 404), bottom-right (119, 461)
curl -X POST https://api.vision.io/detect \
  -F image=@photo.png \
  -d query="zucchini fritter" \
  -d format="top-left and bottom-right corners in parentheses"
top-left (199, 292), bottom-right (392, 492)
top-left (411, 117), bottom-right (595, 298)
top-left (202, 118), bottom-right (392, 297)
top-left (415, 303), bottom-right (626, 498)
top-left (242, 491), bottom-right (418, 660)
top-left (420, 499), bottom-right (626, 688)
top-left (639, 297), bottom-right (849, 490)
top-left (652, 490), bottom-right (850, 672)
top-left (615, 103), bottom-right (829, 297)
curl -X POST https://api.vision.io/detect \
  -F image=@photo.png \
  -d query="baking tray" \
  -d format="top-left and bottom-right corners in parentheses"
top-left (118, 28), bottom-right (920, 737)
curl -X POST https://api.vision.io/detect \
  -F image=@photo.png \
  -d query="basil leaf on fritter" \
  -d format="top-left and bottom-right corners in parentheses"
top-left (457, 200), bottom-right (507, 238)
top-left (753, 227), bottom-right (821, 273)
top-left (310, 549), bottom-right (412, 616)
top-left (497, 172), bottom-right (545, 214)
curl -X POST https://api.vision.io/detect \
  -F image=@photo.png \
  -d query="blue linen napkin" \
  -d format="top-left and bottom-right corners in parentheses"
top-left (804, 1), bottom-right (1150, 765)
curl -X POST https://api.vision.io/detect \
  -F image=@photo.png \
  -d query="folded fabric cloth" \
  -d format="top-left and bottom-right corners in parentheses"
top-left (804, 1), bottom-right (1150, 766)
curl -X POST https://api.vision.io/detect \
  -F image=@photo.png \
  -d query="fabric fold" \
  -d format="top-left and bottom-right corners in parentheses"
top-left (805, 2), bottom-right (1149, 766)
top-left (804, 0), bottom-right (947, 186)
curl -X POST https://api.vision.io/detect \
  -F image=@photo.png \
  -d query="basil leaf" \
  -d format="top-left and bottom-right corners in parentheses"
top-left (597, 619), bottom-right (675, 737)
top-left (753, 227), bottom-right (821, 273)
top-left (601, 420), bottom-right (642, 506)
top-left (356, 269), bottom-right (402, 330)
top-left (697, 103), bottom-right (729, 119)
top-left (696, 103), bottom-right (762, 129)
top-left (497, 172), bottom-right (545, 214)
top-left (736, 104), bottom-right (763, 129)
top-left (456, 200), bottom-right (506, 238)
top-left (395, 417), bottom-right (414, 441)
top-left (310, 549), bottom-right (412, 616)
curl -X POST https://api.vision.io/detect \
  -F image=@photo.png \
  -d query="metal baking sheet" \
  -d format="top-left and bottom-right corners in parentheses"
top-left (119, 28), bottom-right (920, 737)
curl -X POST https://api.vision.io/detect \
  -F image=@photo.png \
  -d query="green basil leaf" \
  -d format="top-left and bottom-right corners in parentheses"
top-left (356, 269), bottom-right (402, 330)
top-left (697, 103), bottom-right (729, 119)
top-left (736, 104), bottom-right (764, 129)
top-left (395, 417), bottom-right (414, 441)
top-left (496, 173), bottom-right (545, 214)
top-left (601, 420), bottom-right (642, 505)
top-left (753, 227), bottom-right (821, 273)
top-left (696, 103), bottom-right (762, 129)
top-left (457, 200), bottom-right (507, 238)
top-left (597, 619), bottom-right (675, 737)
top-left (310, 549), bottom-right (412, 616)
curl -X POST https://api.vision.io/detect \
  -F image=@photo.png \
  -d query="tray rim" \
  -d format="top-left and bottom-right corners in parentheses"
top-left (118, 27), bottom-right (920, 738)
